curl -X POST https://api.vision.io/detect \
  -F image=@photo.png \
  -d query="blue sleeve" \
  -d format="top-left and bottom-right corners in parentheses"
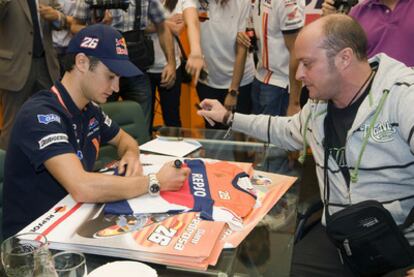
top-left (97, 108), bottom-right (120, 144)
top-left (17, 107), bottom-right (75, 171)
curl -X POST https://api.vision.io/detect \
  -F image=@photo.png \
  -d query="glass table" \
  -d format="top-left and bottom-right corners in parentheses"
top-left (1, 127), bottom-right (303, 277)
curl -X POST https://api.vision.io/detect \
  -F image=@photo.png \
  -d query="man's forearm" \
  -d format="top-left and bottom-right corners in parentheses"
top-left (116, 131), bottom-right (140, 159)
top-left (45, 153), bottom-right (148, 203)
top-left (157, 22), bottom-right (176, 66)
top-left (289, 56), bottom-right (301, 108)
top-left (183, 7), bottom-right (202, 56)
top-left (230, 40), bottom-right (248, 90)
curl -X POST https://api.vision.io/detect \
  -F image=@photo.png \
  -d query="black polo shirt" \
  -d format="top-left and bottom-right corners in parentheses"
top-left (3, 81), bottom-right (120, 238)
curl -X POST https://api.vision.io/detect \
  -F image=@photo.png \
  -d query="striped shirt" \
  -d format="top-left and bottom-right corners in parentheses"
top-left (73, 0), bottom-right (166, 31)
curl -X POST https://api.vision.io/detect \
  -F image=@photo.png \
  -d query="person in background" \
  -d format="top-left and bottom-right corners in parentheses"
top-left (71, 0), bottom-right (176, 135)
top-left (0, 0), bottom-right (68, 149)
top-left (322, 0), bottom-right (414, 67)
top-left (147, 0), bottom-right (197, 128)
top-left (195, 0), bottom-right (255, 129)
top-left (237, 0), bottom-right (305, 117)
top-left (197, 14), bottom-right (414, 276)
top-left (52, 0), bottom-right (76, 77)
top-left (2, 25), bottom-right (190, 239)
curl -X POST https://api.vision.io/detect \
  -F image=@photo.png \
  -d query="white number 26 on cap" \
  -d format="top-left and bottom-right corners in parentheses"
top-left (80, 37), bottom-right (99, 49)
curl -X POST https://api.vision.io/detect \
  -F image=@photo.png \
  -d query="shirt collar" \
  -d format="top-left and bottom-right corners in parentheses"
top-left (53, 80), bottom-right (91, 117)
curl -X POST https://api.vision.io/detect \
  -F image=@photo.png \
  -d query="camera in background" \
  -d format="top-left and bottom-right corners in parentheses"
top-left (333, 0), bottom-right (358, 14)
top-left (86, 0), bottom-right (130, 22)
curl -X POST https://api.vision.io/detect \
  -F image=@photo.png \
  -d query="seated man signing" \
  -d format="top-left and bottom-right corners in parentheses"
top-left (2, 24), bottom-right (190, 239)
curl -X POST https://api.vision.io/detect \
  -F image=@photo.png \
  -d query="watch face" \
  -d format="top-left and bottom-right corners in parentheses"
top-left (150, 183), bottom-right (160, 194)
top-left (229, 90), bottom-right (238, 97)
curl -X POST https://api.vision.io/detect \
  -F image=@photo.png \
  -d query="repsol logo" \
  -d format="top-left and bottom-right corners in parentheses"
top-left (191, 173), bottom-right (207, 197)
top-left (30, 214), bottom-right (55, 232)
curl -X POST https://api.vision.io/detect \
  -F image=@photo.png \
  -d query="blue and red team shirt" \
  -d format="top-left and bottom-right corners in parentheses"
top-left (104, 159), bottom-right (258, 230)
top-left (3, 81), bottom-right (120, 239)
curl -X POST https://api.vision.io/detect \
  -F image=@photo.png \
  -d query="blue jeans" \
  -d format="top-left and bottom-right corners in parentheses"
top-left (108, 73), bottom-right (152, 134)
top-left (251, 78), bottom-right (289, 116)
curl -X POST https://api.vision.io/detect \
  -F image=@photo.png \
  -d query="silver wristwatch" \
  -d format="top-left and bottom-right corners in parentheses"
top-left (148, 174), bottom-right (160, 196)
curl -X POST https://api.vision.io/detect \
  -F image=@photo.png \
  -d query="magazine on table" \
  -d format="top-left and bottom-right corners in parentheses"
top-left (19, 156), bottom-right (297, 270)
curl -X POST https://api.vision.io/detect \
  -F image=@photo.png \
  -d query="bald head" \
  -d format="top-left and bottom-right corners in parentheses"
top-left (298, 14), bottom-right (368, 61)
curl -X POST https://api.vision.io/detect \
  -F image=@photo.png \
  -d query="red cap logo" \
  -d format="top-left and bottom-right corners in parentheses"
top-left (115, 38), bottom-right (128, 56)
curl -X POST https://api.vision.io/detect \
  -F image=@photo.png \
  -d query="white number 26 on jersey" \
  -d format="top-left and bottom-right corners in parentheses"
top-left (80, 37), bottom-right (99, 49)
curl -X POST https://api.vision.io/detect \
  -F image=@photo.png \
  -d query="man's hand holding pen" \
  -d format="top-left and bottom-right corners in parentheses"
top-left (156, 160), bottom-right (190, 192)
top-left (196, 99), bottom-right (230, 126)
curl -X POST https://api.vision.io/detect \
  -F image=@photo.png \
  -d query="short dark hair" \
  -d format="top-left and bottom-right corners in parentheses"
top-left (319, 15), bottom-right (368, 61)
top-left (62, 53), bottom-right (101, 73)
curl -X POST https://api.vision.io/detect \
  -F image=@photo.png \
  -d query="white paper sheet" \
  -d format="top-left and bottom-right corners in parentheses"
top-left (139, 137), bottom-right (202, 157)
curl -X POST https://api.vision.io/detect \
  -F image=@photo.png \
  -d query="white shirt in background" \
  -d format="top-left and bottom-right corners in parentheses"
top-left (253, 0), bottom-right (305, 88)
top-left (52, 0), bottom-right (76, 48)
top-left (197, 0), bottom-right (255, 89)
top-left (147, 0), bottom-right (197, 73)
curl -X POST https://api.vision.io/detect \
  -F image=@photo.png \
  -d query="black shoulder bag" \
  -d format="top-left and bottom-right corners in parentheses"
top-left (323, 121), bottom-right (414, 276)
top-left (122, 1), bottom-right (154, 71)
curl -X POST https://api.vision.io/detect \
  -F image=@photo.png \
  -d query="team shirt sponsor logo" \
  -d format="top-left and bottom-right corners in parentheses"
top-left (37, 114), bottom-right (61, 125)
top-left (284, 3), bottom-right (303, 27)
top-left (104, 115), bottom-right (112, 127)
top-left (30, 205), bottom-right (67, 232)
top-left (38, 133), bottom-right (69, 149)
top-left (77, 150), bottom-right (84, 160)
top-left (89, 117), bottom-right (99, 130)
top-left (116, 38), bottom-right (128, 56)
top-left (87, 117), bottom-right (100, 137)
top-left (286, 6), bottom-right (299, 20)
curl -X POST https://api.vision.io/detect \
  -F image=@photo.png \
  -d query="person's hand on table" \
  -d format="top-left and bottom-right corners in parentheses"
top-left (157, 161), bottom-right (190, 191)
top-left (118, 150), bottom-right (143, 177)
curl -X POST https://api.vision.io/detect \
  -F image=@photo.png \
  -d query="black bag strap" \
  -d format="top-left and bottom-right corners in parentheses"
top-left (323, 115), bottom-right (332, 222)
top-left (401, 206), bottom-right (414, 230)
top-left (134, 0), bottom-right (142, 31)
top-left (174, 35), bottom-right (187, 60)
